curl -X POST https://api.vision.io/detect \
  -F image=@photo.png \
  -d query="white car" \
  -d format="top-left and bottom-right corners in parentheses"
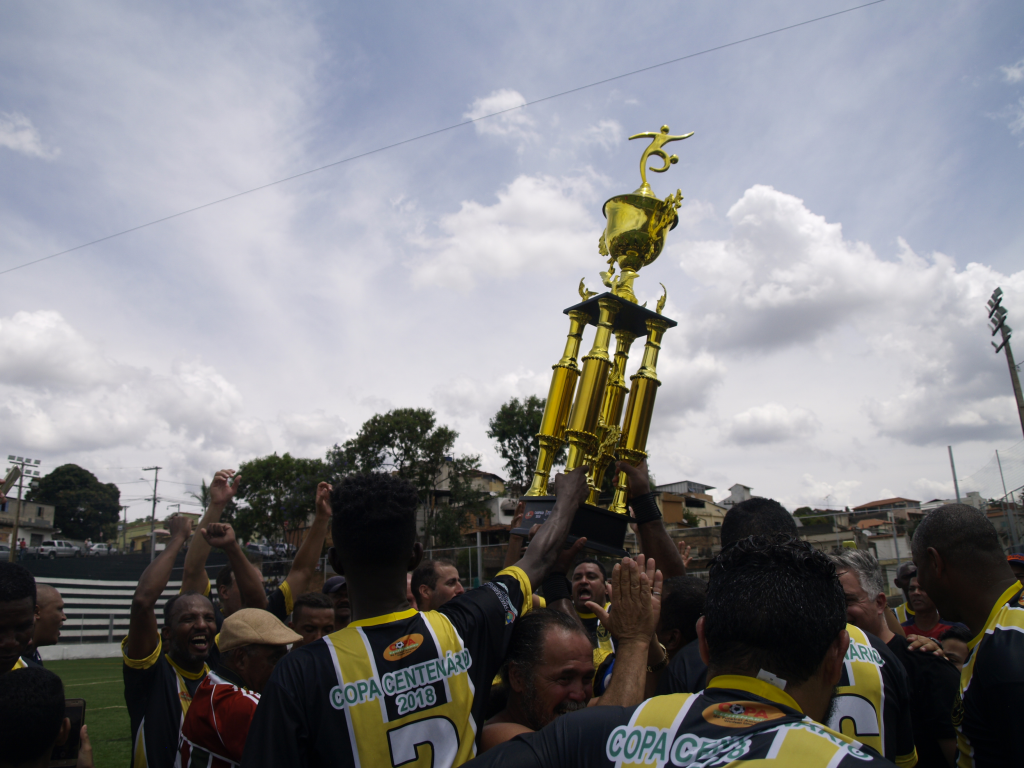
top-left (88, 543), bottom-right (110, 556)
top-left (39, 540), bottom-right (81, 559)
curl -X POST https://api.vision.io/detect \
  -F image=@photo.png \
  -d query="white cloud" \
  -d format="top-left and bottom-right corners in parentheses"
top-left (580, 119), bottom-right (623, 151)
top-left (0, 112), bottom-right (59, 159)
top-left (1000, 59), bottom-right (1024, 84)
top-left (464, 89), bottom-right (536, 142)
top-left (726, 403), bottom-right (821, 445)
top-left (277, 410), bottom-right (349, 457)
top-left (1008, 97), bottom-right (1024, 138)
top-left (410, 172), bottom-right (604, 289)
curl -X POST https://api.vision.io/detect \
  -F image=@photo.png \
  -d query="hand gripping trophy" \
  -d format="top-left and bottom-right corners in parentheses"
top-left (516, 125), bottom-right (693, 555)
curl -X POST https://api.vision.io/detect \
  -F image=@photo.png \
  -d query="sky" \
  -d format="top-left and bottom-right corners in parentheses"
top-left (2, 0), bottom-right (1023, 522)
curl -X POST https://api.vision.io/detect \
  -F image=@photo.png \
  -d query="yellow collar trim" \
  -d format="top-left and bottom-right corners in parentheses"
top-left (707, 675), bottom-right (803, 713)
top-left (349, 607), bottom-right (418, 628)
top-left (969, 582), bottom-right (1023, 650)
top-left (165, 654), bottom-right (209, 681)
top-left (576, 602), bottom-right (610, 620)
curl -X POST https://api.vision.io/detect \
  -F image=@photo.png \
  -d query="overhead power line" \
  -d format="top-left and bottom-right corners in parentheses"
top-left (0, 0), bottom-right (890, 278)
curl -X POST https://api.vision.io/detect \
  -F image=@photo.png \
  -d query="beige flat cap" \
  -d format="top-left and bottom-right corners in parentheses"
top-left (219, 608), bottom-right (302, 652)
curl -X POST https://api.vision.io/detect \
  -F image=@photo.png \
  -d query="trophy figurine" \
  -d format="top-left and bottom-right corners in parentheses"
top-left (515, 125), bottom-right (691, 555)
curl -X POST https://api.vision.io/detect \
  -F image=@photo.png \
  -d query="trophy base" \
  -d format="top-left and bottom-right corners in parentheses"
top-left (512, 496), bottom-right (629, 557)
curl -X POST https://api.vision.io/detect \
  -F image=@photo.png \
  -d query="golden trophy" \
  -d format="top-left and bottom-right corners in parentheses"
top-left (515, 125), bottom-right (691, 555)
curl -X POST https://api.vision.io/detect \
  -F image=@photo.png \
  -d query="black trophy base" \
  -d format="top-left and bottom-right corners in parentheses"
top-left (512, 496), bottom-right (629, 557)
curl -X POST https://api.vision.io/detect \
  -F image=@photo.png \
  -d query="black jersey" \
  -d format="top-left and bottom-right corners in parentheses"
top-left (827, 624), bottom-right (916, 767)
top-left (655, 638), bottom-right (708, 696)
top-left (122, 636), bottom-right (209, 768)
top-left (953, 581), bottom-right (1024, 767)
top-left (242, 567), bottom-right (531, 768)
top-left (886, 634), bottom-right (959, 768)
top-left (465, 675), bottom-right (894, 767)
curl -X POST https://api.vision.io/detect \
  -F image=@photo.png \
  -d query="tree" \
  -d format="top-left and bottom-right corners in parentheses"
top-left (232, 454), bottom-right (328, 543)
top-left (328, 408), bottom-right (490, 547)
top-left (794, 506), bottom-right (829, 525)
top-left (486, 396), bottom-right (565, 497)
top-left (327, 408), bottom-right (457, 501)
top-left (189, 479), bottom-right (211, 511)
top-left (27, 464), bottom-right (121, 541)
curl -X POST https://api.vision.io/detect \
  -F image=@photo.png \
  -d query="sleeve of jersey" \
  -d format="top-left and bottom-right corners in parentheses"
top-left (266, 581), bottom-right (294, 620)
top-left (874, 636), bottom-right (917, 768)
top-left (240, 655), bottom-right (312, 768)
top-left (438, 568), bottom-right (531, 686)
top-left (466, 706), bottom-right (636, 768)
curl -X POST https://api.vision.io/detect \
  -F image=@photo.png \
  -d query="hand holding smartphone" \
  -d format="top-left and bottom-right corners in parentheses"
top-left (49, 699), bottom-right (86, 767)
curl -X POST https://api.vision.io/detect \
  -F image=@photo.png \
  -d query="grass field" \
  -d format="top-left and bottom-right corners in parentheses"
top-left (48, 657), bottom-right (132, 767)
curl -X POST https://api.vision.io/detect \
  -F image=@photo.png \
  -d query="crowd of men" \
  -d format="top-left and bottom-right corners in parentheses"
top-left (1, 460), bottom-right (1022, 767)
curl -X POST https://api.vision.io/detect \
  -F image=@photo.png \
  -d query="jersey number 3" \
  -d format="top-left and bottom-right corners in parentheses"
top-left (388, 716), bottom-right (459, 767)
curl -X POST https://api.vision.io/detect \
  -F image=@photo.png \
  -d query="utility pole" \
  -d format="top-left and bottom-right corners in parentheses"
top-left (120, 506), bottom-right (129, 554)
top-left (889, 509), bottom-right (902, 569)
top-left (143, 466), bottom-right (161, 562)
top-left (5, 456), bottom-right (42, 562)
top-left (988, 287), bottom-right (1024, 440)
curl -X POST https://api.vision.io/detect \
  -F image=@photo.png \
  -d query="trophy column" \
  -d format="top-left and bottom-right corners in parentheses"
top-left (525, 309), bottom-right (588, 496)
top-left (586, 328), bottom-right (637, 504)
top-left (564, 297), bottom-right (620, 471)
top-left (610, 316), bottom-right (670, 513)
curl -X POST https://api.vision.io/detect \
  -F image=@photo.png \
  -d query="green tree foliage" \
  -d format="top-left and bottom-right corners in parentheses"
top-left (328, 407), bottom-right (491, 547)
top-left (486, 395), bottom-right (565, 497)
top-left (189, 479), bottom-right (211, 511)
top-left (232, 454), bottom-right (328, 543)
top-left (793, 506), bottom-right (830, 525)
top-left (327, 408), bottom-right (457, 501)
top-left (27, 464), bottom-right (121, 541)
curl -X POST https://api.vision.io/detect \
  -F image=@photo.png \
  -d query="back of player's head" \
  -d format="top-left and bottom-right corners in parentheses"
top-left (912, 504), bottom-right (1004, 570)
top-left (704, 535), bottom-right (846, 685)
top-left (500, 609), bottom-right (590, 686)
top-left (0, 666), bottom-right (66, 765)
top-left (720, 498), bottom-right (796, 549)
top-left (830, 548), bottom-right (885, 598)
top-left (331, 473), bottom-right (419, 568)
top-left (659, 575), bottom-right (707, 644)
top-left (939, 624), bottom-right (971, 644)
top-left (0, 562), bottom-right (36, 606)
top-left (292, 591), bottom-right (333, 621)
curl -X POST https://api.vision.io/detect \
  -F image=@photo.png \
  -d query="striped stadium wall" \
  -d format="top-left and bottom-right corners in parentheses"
top-left (38, 576), bottom-right (185, 644)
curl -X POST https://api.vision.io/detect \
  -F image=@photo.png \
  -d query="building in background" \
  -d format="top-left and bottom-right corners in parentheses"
top-left (0, 499), bottom-right (56, 549)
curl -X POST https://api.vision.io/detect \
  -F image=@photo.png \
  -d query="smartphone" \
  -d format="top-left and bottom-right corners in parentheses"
top-left (49, 699), bottom-right (85, 767)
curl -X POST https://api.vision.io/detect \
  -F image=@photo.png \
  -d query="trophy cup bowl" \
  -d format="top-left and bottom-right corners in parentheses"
top-left (602, 193), bottom-right (679, 272)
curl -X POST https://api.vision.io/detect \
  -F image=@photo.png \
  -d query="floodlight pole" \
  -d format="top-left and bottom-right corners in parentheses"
top-left (6, 457), bottom-right (40, 563)
top-left (988, 288), bottom-right (1024, 440)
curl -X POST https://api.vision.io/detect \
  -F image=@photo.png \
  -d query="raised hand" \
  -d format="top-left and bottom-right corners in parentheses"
top-left (614, 459), bottom-right (650, 500)
top-left (210, 469), bottom-right (241, 507)
top-left (677, 540), bottom-right (693, 569)
top-left (585, 556), bottom-right (660, 647)
top-left (553, 465), bottom-right (590, 509)
top-left (316, 482), bottom-right (333, 518)
top-left (510, 501), bottom-right (524, 531)
top-left (168, 514), bottom-right (193, 541)
top-left (554, 536), bottom-right (588, 575)
top-left (201, 522), bottom-right (237, 550)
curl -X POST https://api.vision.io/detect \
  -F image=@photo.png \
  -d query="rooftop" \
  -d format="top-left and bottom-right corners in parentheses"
top-left (852, 497), bottom-right (920, 511)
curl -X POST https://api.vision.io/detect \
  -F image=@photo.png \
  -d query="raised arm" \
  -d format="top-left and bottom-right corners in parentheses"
top-left (280, 483), bottom-right (333, 596)
top-left (616, 460), bottom-right (687, 579)
top-left (512, 466), bottom-right (589, 588)
top-left (585, 554), bottom-right (662, 707)
top-left (125, 515), bottom-right (192, 660)
top-left (503, 503), bottom-right (525, 569)
top-left (180, 469), bottom-right (241, 594)
top-left (202, 523), bottom-right (268, 610)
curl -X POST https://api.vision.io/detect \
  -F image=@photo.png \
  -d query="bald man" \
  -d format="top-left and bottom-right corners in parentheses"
top-left (24, 585), bottom-right (66, 667)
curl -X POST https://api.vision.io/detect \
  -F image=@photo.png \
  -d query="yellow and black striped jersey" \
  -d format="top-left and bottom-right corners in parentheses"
top-left (578, 602), bottom-right (614, 653)
top-left (463, 675), bottom-right (893, 767)
top-left (892, 602), bottom-right (915, 625)
top-left (827, 624), bottom-right (917, 768)
top-left (242, 567), bottom-right (531, 768)
top-left (122, 636), bottom-right (209, 768)
top-left (952, 581), bottom-right (1024, 767)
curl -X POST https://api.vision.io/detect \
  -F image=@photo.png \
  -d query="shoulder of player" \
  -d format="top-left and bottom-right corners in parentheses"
top-left (974, 610), bottom-right (1024, 671)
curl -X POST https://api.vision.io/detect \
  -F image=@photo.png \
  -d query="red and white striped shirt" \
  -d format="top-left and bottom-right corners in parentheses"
top-left (178, 669), bottom-right (259, 768)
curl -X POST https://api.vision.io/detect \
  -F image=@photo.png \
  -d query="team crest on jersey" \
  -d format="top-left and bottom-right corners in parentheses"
top-left (485, 580), bottom-right (519, 625)
top-left (383, 633), bottom-right (423, 662)
top-left (951, 689), bottom-right (964, 728)
top-left (702, 701), bottom-right (785, 728)
top-left (596, 624), bottom-right (609, 640)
